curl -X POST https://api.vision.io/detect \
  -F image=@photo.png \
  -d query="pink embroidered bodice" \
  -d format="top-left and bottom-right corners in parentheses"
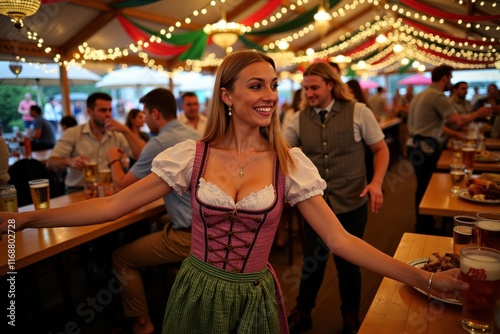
top-left (190, 142), bottom-right (285, 273)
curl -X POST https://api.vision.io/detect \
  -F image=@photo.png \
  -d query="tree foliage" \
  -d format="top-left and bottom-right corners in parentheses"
top-left (0, 85), bottom-right (37, 132)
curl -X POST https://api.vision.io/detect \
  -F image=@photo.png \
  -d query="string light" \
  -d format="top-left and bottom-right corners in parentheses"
top-left (12, 0), bottom-right (499, 74)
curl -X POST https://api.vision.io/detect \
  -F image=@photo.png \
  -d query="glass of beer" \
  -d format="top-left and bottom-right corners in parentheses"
top-left (460, 247), bottom-right (500, 334)
top-left (476, 212), bottom-right (500, 251)
top-left (0, 185), bottom-right (18, 212)
top-left (84, 160), bottom-right (98, 181)
top-left (29, 179), bottom-right (50, 210)
top-left (451, 139), bottom-right (463, 163)
top-left (453, 216), bottom-right (477, 254)
top-left (462, 144), bottom-right (476, 178)
top-left (97, 169), bottom-right (115, 197)
top-left (450, 163), bottom-right (466, 194)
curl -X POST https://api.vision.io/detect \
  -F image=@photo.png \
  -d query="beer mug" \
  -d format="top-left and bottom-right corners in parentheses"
top-left (29, 179), bottom-right (50, 210)
top-left (84, 160), bottom-right (98, 181)
top-left (462, 144), bottom-right (476, 178)
top-left (476, 212), bottom-right (500, 251)
top-left (97, 169), bottom-right (115, 197)
top-left (453, 216), bottom-right (477, 254)
top-left (0, 185), bottom-right (18, 212)
top-left (451, 139), bottom-right (463, 163)
top-left (460, 247), bottom-right (500, 334)
top-left (450, 164), bottom-right (466, 194)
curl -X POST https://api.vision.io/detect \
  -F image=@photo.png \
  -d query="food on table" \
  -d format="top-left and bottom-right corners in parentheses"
top-left (466, 174), bottom-right (500, 200)
top-left (421, 252), bottom-right (460, 272)
top-left (475, 150), bottom-right (500, 161)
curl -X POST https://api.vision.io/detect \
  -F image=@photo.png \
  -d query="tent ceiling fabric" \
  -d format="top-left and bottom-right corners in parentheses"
top-left (0, 0), bottom-right (498, 75)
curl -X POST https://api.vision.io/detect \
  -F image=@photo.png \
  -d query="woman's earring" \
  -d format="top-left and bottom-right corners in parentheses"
top-left (228, 106), bottom-right (232, 116)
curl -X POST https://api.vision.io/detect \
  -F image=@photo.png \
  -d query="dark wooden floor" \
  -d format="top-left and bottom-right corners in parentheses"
top-left (270, 157), bottom-right (420, 334)
top-left (4, 157), bottom-right (444, 334)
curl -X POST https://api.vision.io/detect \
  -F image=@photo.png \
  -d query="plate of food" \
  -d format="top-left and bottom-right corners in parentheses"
top-left (407, 253), bottom-right (461, 305)
top-left (460, 175), bottom-right (500, 203)
top-left (457, 189), bottom-right (500, 204)
top-left (475, 150), bottom-right (500, 162)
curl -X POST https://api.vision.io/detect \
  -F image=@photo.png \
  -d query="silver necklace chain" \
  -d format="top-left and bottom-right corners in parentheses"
top-left (229, 152), bottom-right (256, 177)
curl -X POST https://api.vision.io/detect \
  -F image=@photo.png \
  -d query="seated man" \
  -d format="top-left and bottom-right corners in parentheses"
top-left (46, 92), bottom-right (145, 193)
top-left (105, 88), bottom-right (201, 334)
top-left (178, 92), bottom-right (207, 135)
top-left (29, 105), bottom-right (56, 151)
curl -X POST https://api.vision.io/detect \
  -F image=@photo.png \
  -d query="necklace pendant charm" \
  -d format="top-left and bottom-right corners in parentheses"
top-left (239, 168), bottom-right (244, 177)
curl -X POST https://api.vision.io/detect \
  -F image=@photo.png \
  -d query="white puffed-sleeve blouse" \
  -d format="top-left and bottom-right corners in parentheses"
top-left (151, 139), bottom-right (326, 210)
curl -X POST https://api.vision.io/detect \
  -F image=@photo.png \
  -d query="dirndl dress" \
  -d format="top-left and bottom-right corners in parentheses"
top-left (151, 141), bottom-right (326, 334)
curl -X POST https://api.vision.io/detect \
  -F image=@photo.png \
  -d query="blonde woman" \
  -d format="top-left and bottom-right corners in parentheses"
top-left (0, 51), bottom-right (468, 333)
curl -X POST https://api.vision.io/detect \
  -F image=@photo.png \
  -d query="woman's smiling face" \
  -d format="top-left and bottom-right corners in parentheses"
top-left (223, 61), bottom-right (279, 128)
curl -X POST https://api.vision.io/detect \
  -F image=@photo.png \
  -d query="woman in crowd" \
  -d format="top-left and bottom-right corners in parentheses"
top-left (0, 51), bottom-right (468, 333)
top-left (126, 108), bottom-right (149, 143)
top-left (346, 79), bottom-right (370, 108)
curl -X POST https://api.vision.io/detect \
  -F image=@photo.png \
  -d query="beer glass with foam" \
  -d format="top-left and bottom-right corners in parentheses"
top-left (460, 247), bottom-right (500, 334)
top-left (453, 216), bottom-right (477, 254)
top-left (450, 164), bottom-right (466, 194)
top-left (29, 179), bottom-right (50, 210)
top-left (0, 185), bottom-right (18, 212)
top-left (476, 212), bottom-right (500, 251)
top-left (462, 144), bottom-right (475, 178)
top-left (84, 160), bottom-right (98, 181)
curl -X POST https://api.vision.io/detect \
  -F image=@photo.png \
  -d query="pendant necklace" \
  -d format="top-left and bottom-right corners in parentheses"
top-left (230, 152), bottom-right (256, 177)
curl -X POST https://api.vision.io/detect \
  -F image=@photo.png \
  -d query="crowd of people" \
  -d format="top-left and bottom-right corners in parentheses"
top-left (1, 51), bottom-right (480, 334)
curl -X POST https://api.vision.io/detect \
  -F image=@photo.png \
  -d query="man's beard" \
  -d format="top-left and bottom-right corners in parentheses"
top-left (93, 118), bottom-right (105, 129)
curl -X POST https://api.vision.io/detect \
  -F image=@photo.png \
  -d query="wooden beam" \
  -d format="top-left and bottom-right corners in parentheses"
top-left (69, 0), bottom-right (201, 29)
top-left (0, 40), bottom-right (62, 58)
top-left (122, 7), bottom-right (201, 29)
top-left (67, 0), bottom-right (111, 11)
top-left (60, 10), bottom-right (119, 55)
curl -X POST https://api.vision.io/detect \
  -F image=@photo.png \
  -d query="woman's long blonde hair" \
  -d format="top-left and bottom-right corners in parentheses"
top-left (201, 50), bottom-right (295, 175)
top-left (300, 62), bottom-right (355, 110)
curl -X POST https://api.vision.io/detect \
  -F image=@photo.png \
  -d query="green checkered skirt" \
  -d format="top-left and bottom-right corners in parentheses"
top-left (162, 254), bottom-right (280, 333)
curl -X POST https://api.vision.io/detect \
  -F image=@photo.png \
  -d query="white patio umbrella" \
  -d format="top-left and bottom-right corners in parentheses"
top-left (96, 66), bottom-right (171, 107)
top-left (173, 72), bottom-right (215, 93)
top-left (0, 61), bottom-right (101, 105)
top-left (96, 66), bottom-right (170, 89)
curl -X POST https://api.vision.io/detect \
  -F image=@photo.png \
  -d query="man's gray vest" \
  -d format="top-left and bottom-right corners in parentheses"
top-left (299, 100), bottom-right (367, 214)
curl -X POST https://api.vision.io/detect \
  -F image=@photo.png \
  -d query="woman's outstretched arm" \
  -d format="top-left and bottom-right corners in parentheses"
top-left (296, 195), bottom-right (468, 298)
top-left (0, 173), bottom-right (171, 234)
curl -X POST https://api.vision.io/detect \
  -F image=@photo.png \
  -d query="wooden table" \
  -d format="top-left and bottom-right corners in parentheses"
top-left (419, 173), bottom-right (500, 217)
top-left (0, 191), bottom-right (165, 276)
top-left (8, 149), bottom-right (52, 166)
top-left (359, 233), bottom-right (462, 334)
top-left (378, 117), bottom-right (402, 163)
top-left (378, 117), bottom-right (402, 131)
top-left (485, 138), bottom-right (500, 150)
top-left (436, 150), bottom-right (500, 173)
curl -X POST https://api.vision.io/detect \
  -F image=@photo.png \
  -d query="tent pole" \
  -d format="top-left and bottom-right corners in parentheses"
top-left (59, 66), bottom-right (71, 116)
top-left (36, 79), bottom-right (42, 106)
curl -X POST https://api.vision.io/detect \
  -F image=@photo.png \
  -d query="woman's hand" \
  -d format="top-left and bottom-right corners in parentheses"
top-left (429, 268), bottom-right (469, 302)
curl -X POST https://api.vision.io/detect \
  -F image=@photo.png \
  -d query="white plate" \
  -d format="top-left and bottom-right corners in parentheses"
top-left (407, 258), bottom-right (462, 305)
top-left (457, 189), bottom-right (500, 204)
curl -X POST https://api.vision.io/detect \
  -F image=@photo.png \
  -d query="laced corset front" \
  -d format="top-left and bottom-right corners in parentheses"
top-left (190, 142), bottom-right (285, 273)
